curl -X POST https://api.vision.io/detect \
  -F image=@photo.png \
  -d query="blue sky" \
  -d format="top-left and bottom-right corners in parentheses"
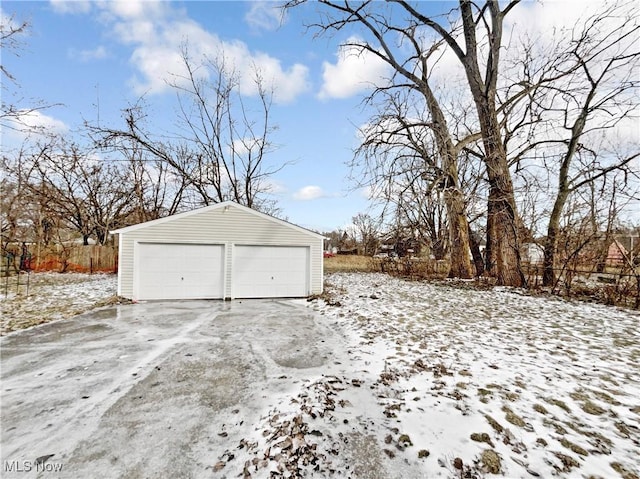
top-left (2, 0), bottom-right (413, 232)
top-left (3, 1), bottom-right (638, 233)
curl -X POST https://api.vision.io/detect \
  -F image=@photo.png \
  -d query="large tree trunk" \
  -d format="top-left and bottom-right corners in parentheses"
top-left (458, 0), bottom-right (525, 286)
top-left (543, 190), bottom-right (568, 286)
top-left (444, 182), bottom-right (473, 278)
top-left (468, 223), bottom-right (484, 276)
top-left (422, 86), bottom-right (474, 279)
top-left (476, 104), bottom-right (525, 286)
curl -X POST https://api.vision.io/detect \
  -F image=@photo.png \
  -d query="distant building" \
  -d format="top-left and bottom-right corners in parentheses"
top-left (607, 239), bottom-right (629, 266)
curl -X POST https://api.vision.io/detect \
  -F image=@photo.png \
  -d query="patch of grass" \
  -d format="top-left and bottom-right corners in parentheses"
top-left (582, 400), bottom-right (606, 415)
top-left (458, 369), bottom-right (473, 377)
top-left (543, 418), bottom-right (567, 435)
top-left (553, 452), bottom-right (580, 472)
top-left (432, 363), bottom-right (452, 377)
top-left (484, 414), bottom-right (504, 434)
top-left (533, 403), bottom-right (549, 415)
top-left (591, 390), bottom-right (622, 405)
top-left (470, 432), bottom-right (493, 447)
top-left (560, 438), bottom-right (589, 456)
top-left (569, 390), bottom-right (590, 402)
top-left (324, 255), bottom-right (375, 273)
top-left (480, 449), bottom-right (501, 474)
top-left (514, 379), bottom-right (527, 390)
top-left (599, 374), bottom-right (620, 386)
top-left (502, 406), bottom-right (526, 428)
top-left (612, 337), bottom-right (636, 348)
top-left (611, 462), bottom-right (640, 479)
top-left (582, 430), bottom-right (613, 447)
top-left (503, 392), bottom-right (520, 401)
top-left (614, 421), bottom-right (633, 438)
top-left (544, 397), bottom-right (571, 413)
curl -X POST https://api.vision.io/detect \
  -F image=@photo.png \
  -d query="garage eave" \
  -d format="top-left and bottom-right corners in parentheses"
top-left (110, 201), bottom-right (324, 240)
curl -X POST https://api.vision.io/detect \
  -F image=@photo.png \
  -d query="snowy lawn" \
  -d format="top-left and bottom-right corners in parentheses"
top-left (228, 273), bottom-right (639, 478)
top-left (0, 272), bottom-right (117, 335)
top-left (1, 271), bottom-right (638, 478)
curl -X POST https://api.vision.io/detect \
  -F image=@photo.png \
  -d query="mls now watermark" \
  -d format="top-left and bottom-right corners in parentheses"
top-left (4, 460), bottom-right (64, 473)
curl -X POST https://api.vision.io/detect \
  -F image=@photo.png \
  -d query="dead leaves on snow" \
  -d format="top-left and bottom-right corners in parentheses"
top-left (217, 376), bottom-right (351, 478)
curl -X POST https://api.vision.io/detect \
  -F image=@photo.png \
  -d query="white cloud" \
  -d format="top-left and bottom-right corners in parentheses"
top-left (69, 45), bottom-right (108, 62)
top-left (16, 109), bottom-right (68, 133)
top-left (105, 0), bottom-right (164, 19)
top-left (293, 185), bottom-right (326, 201)
top-left (244, 2), bottom-right (286, 32)
top-left (92, 1), bottom-right (309, 103)
top-left (3, 110), bottom-right (69, 142)
top-left (50, 0), bottom-right (92, 14)
top-left (319, 36), bottom-right (390, 99)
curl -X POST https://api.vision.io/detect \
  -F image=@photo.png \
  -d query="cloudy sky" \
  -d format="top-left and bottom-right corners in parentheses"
top-left (2, 1), bottom-right (637, 231)
top-left (2, 0), bottom-right (402, 232)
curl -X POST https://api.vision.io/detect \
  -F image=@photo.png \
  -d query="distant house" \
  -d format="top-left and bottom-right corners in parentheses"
top-left (376, 235), bottom-right (422, 258)
top-left (607, 239), bottom-right (629, 266)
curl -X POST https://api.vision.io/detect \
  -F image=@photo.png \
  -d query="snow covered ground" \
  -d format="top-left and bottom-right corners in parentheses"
top-left (0, 272), bottom-right (117, 335)
top-left (1, 271), bottom-right (638, 478)
top-left (227, 273), bottom-right (640, 478)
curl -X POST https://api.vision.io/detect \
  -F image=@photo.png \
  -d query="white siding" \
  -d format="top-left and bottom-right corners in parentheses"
top-left (116, 203), bottom-right (323, 300)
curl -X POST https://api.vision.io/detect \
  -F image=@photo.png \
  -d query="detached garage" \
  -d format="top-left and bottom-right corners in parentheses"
top-left (111, 201), bottom-right (324, 301)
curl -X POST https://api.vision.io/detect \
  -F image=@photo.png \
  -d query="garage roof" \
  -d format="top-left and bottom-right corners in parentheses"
top-left (111, 201), bottom-right (325, 239)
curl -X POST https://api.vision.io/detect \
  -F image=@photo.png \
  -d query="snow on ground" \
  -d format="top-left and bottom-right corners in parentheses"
top-left (226, 273), bottom-right (640, 478)
top-left (1, 271), bottom-right (638, 478)
top-left (0, 272), bottom-right (117, 335)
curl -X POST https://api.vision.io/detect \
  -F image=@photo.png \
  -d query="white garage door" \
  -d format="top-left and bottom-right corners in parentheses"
top-left (233, 245), bottom-right (309, 298)
top-left (136, 243), bottom-right (224, 300)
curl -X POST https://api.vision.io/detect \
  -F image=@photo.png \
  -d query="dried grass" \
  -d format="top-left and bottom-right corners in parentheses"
top-left (324, 255), bottom-right (376, 273)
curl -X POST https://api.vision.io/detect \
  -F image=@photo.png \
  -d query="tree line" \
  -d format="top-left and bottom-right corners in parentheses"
top-left (287, 0), bottom-right (639, 287)
top-left (2, 1), bottom-right (638, 289)
top-left (2, 44), bottom-right (282, 250)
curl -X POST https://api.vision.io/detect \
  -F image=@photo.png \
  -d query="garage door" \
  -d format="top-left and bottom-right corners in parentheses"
top-left (233, 245), bottom-right (309, 298)
top-left (136, 243), bottom-right (224, 300)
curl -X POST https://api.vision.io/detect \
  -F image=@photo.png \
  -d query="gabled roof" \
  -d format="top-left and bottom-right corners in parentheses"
top-left (111, 201), bottom-right (325, 239)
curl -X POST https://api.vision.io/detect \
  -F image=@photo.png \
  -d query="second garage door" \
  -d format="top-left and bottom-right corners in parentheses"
top-left (136, 243), bottom-right (224, 300)
top-left (232, 245), bottom-right (309, 298)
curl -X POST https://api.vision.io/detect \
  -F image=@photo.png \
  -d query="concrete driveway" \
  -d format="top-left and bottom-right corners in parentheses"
top-left (0, 300), bottom-right (346, 478)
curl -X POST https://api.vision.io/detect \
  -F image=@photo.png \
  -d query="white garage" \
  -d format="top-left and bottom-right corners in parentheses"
top-left (111, 202), bottom-right (324, 301)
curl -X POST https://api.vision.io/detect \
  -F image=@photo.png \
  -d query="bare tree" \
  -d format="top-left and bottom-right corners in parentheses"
top-left (360, 88), bottom-right (477, 276)
top-left (351, 212), bottom-right (380, 256)
top-left (500, 1), bottom-right (640, 286)
top-left (1, 13), bottom-right (59, 133)
top-left (287, 0), bottom-right (524, 285)
top-left (89, 46), bottom-right (286, 217)
top-left (100, 133), bottom-right (187, 224)
top-left (0, 13), bottom-right (28, 84)
top-left (5, 139), bottom-right (132, 245)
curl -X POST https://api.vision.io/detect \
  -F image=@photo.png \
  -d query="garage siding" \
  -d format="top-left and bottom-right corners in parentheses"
top-left (116, 203), bottom-right (323, 300)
